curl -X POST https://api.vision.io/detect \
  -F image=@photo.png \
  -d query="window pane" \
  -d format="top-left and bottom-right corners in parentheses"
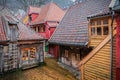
top-left (103, 19), bottom-right (108, 24)
top-left (91, 27), bottom-right (95, 35)
top-left (97, 20), bottom-right (101, 25)
top-left (90, 21), bottom-right (95, 26)
top-left (103, 26), bottom-right (108, 35)
top-left (32, 27), bottom-right (36, 31)
top-left (39, 25), bottom-right (45, 32)
top-left (30, 47), bottom-right (36, 60)
top-left (97, 27), bottom-right (101, 35)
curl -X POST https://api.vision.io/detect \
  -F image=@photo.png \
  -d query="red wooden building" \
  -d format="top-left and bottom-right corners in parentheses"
top-left (27, 2), bottom-right (65, 58)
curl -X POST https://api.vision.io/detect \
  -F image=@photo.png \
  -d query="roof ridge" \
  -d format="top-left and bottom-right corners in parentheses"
top-left (44, 2), bottom-right (52, 21)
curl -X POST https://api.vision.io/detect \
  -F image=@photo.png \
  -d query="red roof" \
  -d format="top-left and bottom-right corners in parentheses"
top-left (31, 2), bottom-right (65, 25)
top-left (28, 6), bottom-right (41, 15)
top-left (0, 16), bottom-right (7, 41)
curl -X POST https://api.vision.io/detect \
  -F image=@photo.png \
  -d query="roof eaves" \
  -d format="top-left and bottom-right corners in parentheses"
top-left (30, 21), bottom-right (45, 26)
top-left (87, 12), bottom-right (111, 19)
top-left (18, 38), bottom-right (46, 41)
top-left (49, 41), bottom-right (88, 47)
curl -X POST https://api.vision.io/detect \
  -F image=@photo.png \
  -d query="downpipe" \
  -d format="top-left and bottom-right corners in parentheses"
top-left (110, 10), bottom-right (114, 80)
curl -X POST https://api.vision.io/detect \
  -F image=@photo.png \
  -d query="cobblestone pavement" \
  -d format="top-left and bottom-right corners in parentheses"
top-left (0, 57), bottom-right (77, 80)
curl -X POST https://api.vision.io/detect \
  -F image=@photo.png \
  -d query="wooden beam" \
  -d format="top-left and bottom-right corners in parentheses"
top-left (77, 29), bottom-right (116, 68)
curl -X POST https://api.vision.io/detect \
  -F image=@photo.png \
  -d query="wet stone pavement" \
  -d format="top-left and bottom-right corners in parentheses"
top-left (0, 57), bottom-right (77, 80)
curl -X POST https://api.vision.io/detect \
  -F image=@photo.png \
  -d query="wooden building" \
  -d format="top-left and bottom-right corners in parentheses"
top-left (77, 0), bottom-right (118, 80)
top-left (27, 2), bottom-right (65, 58)
top-left (49, 0), bottom-right (114, 79)
top-left (110, 0), bottom-right (120, 79)
top-left (0, 7), bottom-right (45, 74)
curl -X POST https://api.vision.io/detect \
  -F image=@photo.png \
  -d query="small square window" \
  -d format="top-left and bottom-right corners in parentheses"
top-left (97, 27), bottom-right (101, 35)
top-left (103, 19), bottom-right (108, 24)
top-left (32, 27), bottom-right (36, 31)
top-left (91, 27), bottom-right (95, 35)
top-left (97, 20), bottom-right (101, 25)
top-left (38, 25), bottom-right (45, 32)
top-left (90, 21), bottom-right (95, 26)
top-left (103, 26), bottom-right (108, 35)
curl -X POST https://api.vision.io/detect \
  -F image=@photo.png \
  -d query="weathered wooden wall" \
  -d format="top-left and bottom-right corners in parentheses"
top-left (4, 43), bottom-right (18, 72)
top-left (0, 45), bottom-right (3, 73)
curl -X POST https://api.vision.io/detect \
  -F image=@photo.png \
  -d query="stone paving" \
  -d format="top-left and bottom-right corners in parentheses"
top-left (0, 57), bottom-right (77, 80)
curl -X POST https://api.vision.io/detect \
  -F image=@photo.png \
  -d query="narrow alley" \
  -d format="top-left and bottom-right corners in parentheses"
top-left (0, 57), bottom-right (77, 80)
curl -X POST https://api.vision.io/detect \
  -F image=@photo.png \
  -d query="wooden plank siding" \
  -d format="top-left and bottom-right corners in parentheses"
top-left (79, 17), bottom-right (117, 80)
top-left (83, 41), bottom-right (111, 80)
top-left (82, 36), bottom-right (116, 80)
top-left (90, 36), bottom-right (107, 47)
top-left (113, 36), bottom-right (116, 80)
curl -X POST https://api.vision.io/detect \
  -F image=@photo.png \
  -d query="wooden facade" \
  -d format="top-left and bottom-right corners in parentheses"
top-left (79, 16), bottom-right (116, 80)
top-left (27, 3), bottom-right (65, 59)
top-left (89, 17), bottom-right (112, 47)
top-left (59, 45), bottom-right (92, 68)
top-left (18, 42), bottom-right (44, 69)
top-left (0, 8), bottom-right (45, 74)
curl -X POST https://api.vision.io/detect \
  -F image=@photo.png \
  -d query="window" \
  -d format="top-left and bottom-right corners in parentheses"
top-left (38, 25), bottom-right (45, 32)
top-left (103, 26), bottom-right (108, 35)
top-left (30, 47), bottom-right (36, 60)
top-left (22, 47), bottom-right (36, 61)
top-left (91, 27), bottom-right (95, 35)
top-left (97, 20), bottom-right (101, 25)
top-left (9, 24), bottom-right (18, 41)
top-left (65, 50), bottom-right (69, 58)
top-left (103, 19), bottom-right (108, 24)
top-left (97, 27), bottom-right (102, 35)
top-left (90, 21), bottom-right (95, 26)
top-left (32, 27), bottom-right (36, 31)
top-left (90, 19), bottom-right (109, 36)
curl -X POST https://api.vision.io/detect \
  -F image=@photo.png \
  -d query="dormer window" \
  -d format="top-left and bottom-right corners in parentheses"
top-left (90, 19), bottom-right (109, 36)
top-left (9, 24), bottom-right (19, 41)
top-left (38, 24), bottom-right (45, 32)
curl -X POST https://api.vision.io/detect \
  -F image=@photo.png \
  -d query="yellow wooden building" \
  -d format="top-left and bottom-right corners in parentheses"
top-left (77, 0), bottom-right (117, 80)
top-left (78, 16), bottom-right (116, 80)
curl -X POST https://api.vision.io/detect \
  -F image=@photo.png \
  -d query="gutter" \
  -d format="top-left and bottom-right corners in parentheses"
top-left (49, 41), bottom-right (88, 47)
top-left (110, 10), bottom-right (114, 80)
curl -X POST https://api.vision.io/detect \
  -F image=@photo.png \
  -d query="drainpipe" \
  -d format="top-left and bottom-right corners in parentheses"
top-left (110, 10), bottom-right (114, 80)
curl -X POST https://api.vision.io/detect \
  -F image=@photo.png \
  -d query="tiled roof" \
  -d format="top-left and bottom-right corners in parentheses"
top-left (49, 0), bottom-right (111, 46)
top-left (31, 2), bottom-right (65, 25)
top-left (0, 7), bottom-right (45, 41)
top-left (47, 21), bottom-right (58, 27)
top-left (18, 22), bottom-right (44, 41)
top-left (28, 6), bottom-right (41, 15)
top-left (110, 0), bottom-right (120, 11)
top-left (109, 0), bottom-right (117, 8)
top-left (0, 16), bottom-right (7, 41)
